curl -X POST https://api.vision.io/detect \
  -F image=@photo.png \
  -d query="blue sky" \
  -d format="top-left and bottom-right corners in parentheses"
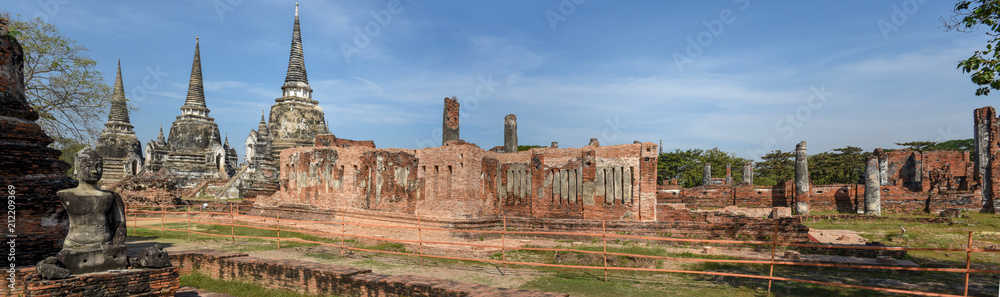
top-left (3, 0), bottom-right (993, 162)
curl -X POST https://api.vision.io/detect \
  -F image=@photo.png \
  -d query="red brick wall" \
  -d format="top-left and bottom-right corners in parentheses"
top-left (3, 266), bottom-right (178, 296)
top-left (263, 142), bottom-right (657, 222)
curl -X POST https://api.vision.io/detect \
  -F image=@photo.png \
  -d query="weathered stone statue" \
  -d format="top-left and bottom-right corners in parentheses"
top-left (55, 148), bottom-right (128, 274)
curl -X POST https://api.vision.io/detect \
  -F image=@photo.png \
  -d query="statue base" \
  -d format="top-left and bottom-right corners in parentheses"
top-left (3, 266), bottom-right (179, 296)
top-left (57, 245), bottom-right (128, 274)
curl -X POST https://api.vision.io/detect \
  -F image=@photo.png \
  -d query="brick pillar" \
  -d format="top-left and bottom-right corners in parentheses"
top-left (703, 163), bottom-right (711, 186)
top-left (442, 97), bottom-right (460, 145)
top-left (864, 155), bottom-right (881, 216)
top-left (794, 141), bottom-right (810, 215)
top-left (550, 141), bottom-right (558, 148)
top-left (639, 142), bottom-right (658, 221)
top-left (504, 114), bottom-right (517, 153)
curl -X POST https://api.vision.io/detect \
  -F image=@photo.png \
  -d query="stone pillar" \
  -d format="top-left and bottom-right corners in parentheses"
top-left (742, 162), bottom-right (753, 185)
top-left (864, 155), bottom-right (881, 216)
top-left (550, 141), bottom-right (558, 148)
top-left (0, 25), bottom-right (77, 265)
top-left (588, 138), bottom-right (600, 147)
top-left (974, 107), bottom-right (996, 212)
top-left (794, 141), bottom-right (810, 215)
top-left (442, 97), bottom-right (459, 145)
top-left (725, 164), bottom-right (732, 184)
top-left (504, 114), bottom-right (517, 153)
top-left (703, 163), bottom-right (711, 186)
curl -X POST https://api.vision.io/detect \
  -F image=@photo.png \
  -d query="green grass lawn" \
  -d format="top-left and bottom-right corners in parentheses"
top-left (131, 212), bottom-right (1000, 297)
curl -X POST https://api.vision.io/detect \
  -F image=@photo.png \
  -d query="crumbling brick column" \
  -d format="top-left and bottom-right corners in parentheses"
top-left (742, 162), bottom-right (753, 185)
top-left (702, 163), bottom-right (711, 185)
top-left (504, 114), bottom-right (517, 153)
top-left (864, 155), bottom-right (881, 216)
top-left (794, 141), bottom-right (810, 215)
top-left (442, 97), bottom-right (459, 145)
top-left (550, 141), bottom-right (558, 148)
top-left (0, 24), bottom-right (76, 265)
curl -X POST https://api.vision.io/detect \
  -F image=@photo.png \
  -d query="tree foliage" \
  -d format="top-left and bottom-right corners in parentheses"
top-left (754, 150), bottom-right (795, 186)
top-left (657, 148), bottom-right (751, 187)
top-left (2, 12), bottom-right (112, 144)
top-left (808, 146), bottom-right (865, 185)
top-left (895, 139), bottom-right (975, 152)
top-left (945, 1), bottom-right (1000, 95)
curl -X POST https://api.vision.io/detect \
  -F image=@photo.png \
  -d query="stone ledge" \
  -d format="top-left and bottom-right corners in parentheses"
top-left (170, 249), bottom-right (569, 297)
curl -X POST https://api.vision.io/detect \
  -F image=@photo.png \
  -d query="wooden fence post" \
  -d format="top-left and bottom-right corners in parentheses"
top-left (340, 216), bottom-right (346, 256)
top-left (965, 231), bottom-right (972, 297)
top-left (417, 211), bottom-right (424, 267)
top-left (602, 219), bottom-right (608, 282)
top-left (501, 211), bottom-right (507, 271)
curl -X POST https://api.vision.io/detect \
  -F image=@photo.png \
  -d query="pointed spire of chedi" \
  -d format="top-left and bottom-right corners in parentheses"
top-left (282, 2), bottom-right (312, 100)
top-left (103, 60), bottom-right (134, 135)
top-left (157, 124), bottom-right (166, 145)
top-left (181, 37), bottom-right (210, 117)
top-left (107, 60), bottom-right (130, 124)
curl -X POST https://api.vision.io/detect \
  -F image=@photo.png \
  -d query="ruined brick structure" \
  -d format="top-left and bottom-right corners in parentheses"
top-left (258, 140), bottom-right (660, 222)
top-left (658, 148), bottom-right (980, 214)
top-left (95, 61), bottom-right (143, 185)
top-left (0, 22), bottom-right (76, 265)
top-left (144, 38), bottom-right (236, 184)
top-left (442, 97), bottom-right (459, 145)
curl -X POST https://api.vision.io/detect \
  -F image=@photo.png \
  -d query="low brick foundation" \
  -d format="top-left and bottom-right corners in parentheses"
top-left (170, 250), bottom-right (568, 297)
top-left (2, 266), bottom-right (179, 296)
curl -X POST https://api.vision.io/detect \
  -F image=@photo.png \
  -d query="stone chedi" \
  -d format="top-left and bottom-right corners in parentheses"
top-left (0, 17), bottom-right (77, 266)
top-left (251, 3), bottom-right (329, 170)
top-left (55, 148), bottom-right (128, 274)
top-left (95, 61), bottom-right (143, 185)
top-left (145, 38), bottom-right (236, 180)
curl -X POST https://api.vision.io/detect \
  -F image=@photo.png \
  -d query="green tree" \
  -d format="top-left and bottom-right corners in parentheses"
top-left (2, 12), bottom-right (113, 145)
top-left (945, 1), bottom-right (1000, 95)
top-left (809, 146), bottom-right (865, 185)
top-left (657, 148), bottom-right (750, 187)
top-left (754, 150), bottom-right (795, 186)
top-left (657, 149), bottom-right (703, 187)
top-left (895, 139), bottom-right (975, 152)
